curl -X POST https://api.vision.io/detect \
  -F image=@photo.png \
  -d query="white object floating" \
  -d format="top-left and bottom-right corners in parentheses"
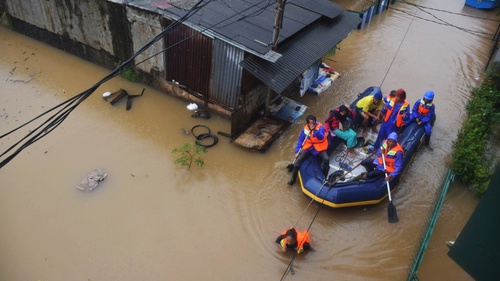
top-left (187, 103), bottom-right (198, 111)
top-left (77, 168), bottom-right (107, 192)
top-left (103, 91), bottom-right (111, 98)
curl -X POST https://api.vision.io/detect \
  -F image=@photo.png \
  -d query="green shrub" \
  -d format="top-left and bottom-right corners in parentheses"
top-left (451, 61), bottom-right (500, 195)
top-left (172, 142), bottom-right (207, 168)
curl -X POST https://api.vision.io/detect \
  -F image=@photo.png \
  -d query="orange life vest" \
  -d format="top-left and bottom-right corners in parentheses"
top-left (279, 229), bottom-right (311, 254)
top-left (417, 99), bottom-right (433, 116)
top-left (301, 122), bottom-right (328, 152)
top-left (383, 98), bottom-right (409, 128)
top-left (378, 141), bottom-right (404, 172)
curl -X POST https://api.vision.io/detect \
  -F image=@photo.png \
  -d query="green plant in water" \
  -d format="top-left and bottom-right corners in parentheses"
top-left (172, 142), bottom-right (207, 168)
top-left (114, 60), bottom-right (138, 82)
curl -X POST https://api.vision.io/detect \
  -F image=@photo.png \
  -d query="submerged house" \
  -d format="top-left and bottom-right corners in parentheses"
top-left (1, 0), bottom-right (360, 149)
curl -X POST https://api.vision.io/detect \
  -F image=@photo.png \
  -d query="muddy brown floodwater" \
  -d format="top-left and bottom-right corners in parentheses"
top-left (0, 1), bottom-right (498, 280)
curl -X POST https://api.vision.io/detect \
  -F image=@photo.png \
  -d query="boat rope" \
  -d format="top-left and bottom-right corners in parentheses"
top-left (279, 150), bottom-right (378, 280)
top-left (280, 205), bottom-right (322, 281)
top-left (291, 150), bottom-right (377, 228)
top-left (291, 180), bottom-right (328, 229)
top-left (379, 2), bottom-right (419, 89)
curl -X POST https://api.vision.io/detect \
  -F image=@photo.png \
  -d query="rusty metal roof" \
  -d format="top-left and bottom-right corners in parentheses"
top-left (240, 10), bottom-right (361, 94)
top-left (131, 0), bottom-right (360, 93)
top-left (141, 0), bottom-right (345, 59)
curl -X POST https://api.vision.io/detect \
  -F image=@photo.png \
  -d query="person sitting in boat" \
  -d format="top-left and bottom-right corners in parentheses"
top-left (275, 228), bottom-right (312, 254)
top-left (360, 132), bottom-right (404, 181)
top-left (288, 115), bottom-right (329, 185)
top-left (324, 105), bottom-right (358, 156)
top-left (353, 89), bottom-right (383, 138)
top-left (405, 90), bottom-right (436, 150)
top-left (381, 89), bottom-right (397, 116)
top-left (372, 89), bottom-right (410, 150)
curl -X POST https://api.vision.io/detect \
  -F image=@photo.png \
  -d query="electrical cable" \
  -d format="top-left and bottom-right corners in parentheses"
top-left (280, 205), bottom-right (321, 281)
top-left (0, 0), bottom-right (209, 169)
top-left (129, 0), bottom-right (275, 70)
top-left (361, 0), bottom-right (498, 39)
top-left (1, 0), bottom-right (282, 168)
top-left (379, 1), bottom-right (418, 89)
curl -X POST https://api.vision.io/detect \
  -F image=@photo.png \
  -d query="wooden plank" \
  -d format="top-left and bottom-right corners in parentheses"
top-left (233, 117), bottom-right (288, 151)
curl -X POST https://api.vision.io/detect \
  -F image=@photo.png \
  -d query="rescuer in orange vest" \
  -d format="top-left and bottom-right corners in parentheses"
top-left (288, 115), bottom-right (329, 185)
top-left (360, 132), bottom-right (404, 181)
top-left (372, 88), bottom-right (410, 150)
top-left (275, 228), bottom-right (312, 254)
top-left (381, 89), bottom-right (397, 114)
top-left (406, 90), bottom-right (436, 149)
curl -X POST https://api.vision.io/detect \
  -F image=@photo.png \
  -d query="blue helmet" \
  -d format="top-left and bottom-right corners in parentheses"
top-left (423, 90), bottom-right (434, 101)
top-left (387, 132), bottom-right (398, 142)
top-left (374, 90), bottom-right (383, 101)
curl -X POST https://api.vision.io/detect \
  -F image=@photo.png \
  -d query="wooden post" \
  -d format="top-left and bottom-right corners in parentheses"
top-left (265, 0), bottom-right (285, 117)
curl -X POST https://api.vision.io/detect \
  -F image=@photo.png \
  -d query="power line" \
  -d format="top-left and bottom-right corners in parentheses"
top-left (395, 0), bottom-right (499, 39)
top-left (379, 0), bottom-right (419, 89)
top-left (400, 0), bottom-right (500, 22)
top-left (0, 0), bottom-right (210, 169)
top-left (131, 0), bottom-right (275, 69)
top-left (360, 0), bottom-right (499, 39)
top-left (0, 0), bottom-right (287, 169)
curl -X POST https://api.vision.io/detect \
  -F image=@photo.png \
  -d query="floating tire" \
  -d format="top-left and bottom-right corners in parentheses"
top-left (195, 133), bottom-right (219, 148)
top-left (191, 125), bottom-right (211, 138)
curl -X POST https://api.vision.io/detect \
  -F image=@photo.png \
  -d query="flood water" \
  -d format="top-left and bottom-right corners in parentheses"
top-left (0, 1), bottom-right (498, 280)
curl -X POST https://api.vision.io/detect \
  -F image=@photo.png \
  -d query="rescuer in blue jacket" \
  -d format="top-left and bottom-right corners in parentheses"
top-left (288, 115), bottom-right (329, 185)
top-left (361, 132), bottom-right (404, 181)
top-left (406, 90), bottom-right (436, 149)
top-left (372, 88), bottom-right (410, 150)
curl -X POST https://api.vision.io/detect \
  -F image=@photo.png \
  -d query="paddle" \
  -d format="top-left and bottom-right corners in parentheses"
top-left (381, 152), bottom-right (399, 223)
top-left (287, 135), bottom-right (309, 172)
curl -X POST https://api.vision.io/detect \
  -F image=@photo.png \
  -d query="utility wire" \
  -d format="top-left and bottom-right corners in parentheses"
top-left (400, 0), bottom-right (500, 22)
top-left (0, 0), bottom-right (285, 169)
top-left (361, 0), bottom-right (499, 39)
top-left (379, 1), bottom-right (418, 89)
top-left (396, 0), bottom-right (499, 39)
top-left (280, 205), bottom-right (321, 281)
top-left (129, 0), bottom-right (275, 70)
top-left (0, 0), bottom-right (209, 169)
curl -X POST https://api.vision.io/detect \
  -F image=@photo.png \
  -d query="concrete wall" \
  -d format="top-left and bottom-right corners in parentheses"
top-left (2, 0), bottom-right (174, 77)
top-left (126, 7), bottom-right (164, 76)
top-left (6, 0), bottom-right (114, 54)
top-left (5, 0), bottom-right (166, 75)
top-left (0, 0), bottom-right (232, 119)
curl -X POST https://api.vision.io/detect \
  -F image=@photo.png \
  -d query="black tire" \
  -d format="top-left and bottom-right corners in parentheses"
top-left (191, 125), bottom-right (211, 138)
top-left (195, 133), bottom-right (219, 148)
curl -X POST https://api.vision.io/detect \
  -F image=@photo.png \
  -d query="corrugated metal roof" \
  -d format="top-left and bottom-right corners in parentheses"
top-left (211, 39), bottom-right (244, 109)
top-left (133, 0), bottom-right (345, 59)
top-left (240, 10), bottom-right (361, 94)
top-left (129, 0), bottom-right (360, 95)
top-left (288, 0), bottom-right (342, 19)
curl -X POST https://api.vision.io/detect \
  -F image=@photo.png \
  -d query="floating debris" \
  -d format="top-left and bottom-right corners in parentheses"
top-left (77, 168), bottom-right (107, 192)
top-left (187, 103), bottom-right (198, 110)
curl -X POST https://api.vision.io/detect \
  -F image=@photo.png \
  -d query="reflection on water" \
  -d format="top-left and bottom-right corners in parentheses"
top-left (1, 1), bottom-right (499, 280)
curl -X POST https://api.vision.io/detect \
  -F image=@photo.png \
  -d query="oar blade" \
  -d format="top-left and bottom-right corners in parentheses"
top-left (388, 202), bottom-right (399, 223)
top-left (287, 164), bottom-right (294, 172)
